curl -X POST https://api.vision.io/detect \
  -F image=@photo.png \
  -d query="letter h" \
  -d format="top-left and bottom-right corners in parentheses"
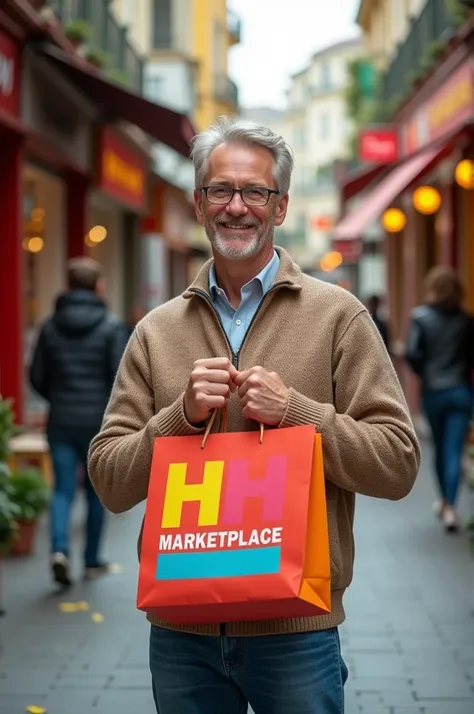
top-left (222, 456), bottom-right (287, 525)
top-left (161, 461), bottom-right (223, 528)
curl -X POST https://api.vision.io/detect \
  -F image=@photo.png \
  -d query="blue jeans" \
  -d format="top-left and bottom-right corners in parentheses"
top-left (49, 440), bottom-right (105, 567)
top-left (149, 626), bottom-right (348, 714)
top-left (422, 385), bottom-right (473, 506)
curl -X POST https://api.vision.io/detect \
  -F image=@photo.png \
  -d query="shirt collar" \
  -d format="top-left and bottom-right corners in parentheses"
top-left (209, 250), bottom-right (280, 300)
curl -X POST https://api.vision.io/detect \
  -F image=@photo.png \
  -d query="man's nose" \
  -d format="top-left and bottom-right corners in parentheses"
top-left (225, 192), bottom-right (248, 216)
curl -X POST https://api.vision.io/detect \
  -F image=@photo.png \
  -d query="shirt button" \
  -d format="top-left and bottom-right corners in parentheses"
top-left (216, 289), bottom-right (222, 295)
top-left (236, 319), bottom-right (242, 326)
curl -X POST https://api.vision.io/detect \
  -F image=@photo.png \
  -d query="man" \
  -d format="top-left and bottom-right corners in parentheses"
top-left (88, 117), bottom-right (420, 714)
top-left (367, 294), bottom-right (390, 351)
top-left (30, 257), bottom-right (129, 587)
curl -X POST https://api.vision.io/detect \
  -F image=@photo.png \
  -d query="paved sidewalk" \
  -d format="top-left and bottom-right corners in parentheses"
top-left (0, 441), bottom-right (473, 714)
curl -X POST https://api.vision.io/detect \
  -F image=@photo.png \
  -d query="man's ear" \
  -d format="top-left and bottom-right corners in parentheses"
top-left (194, 188), bottom-right (205, 226)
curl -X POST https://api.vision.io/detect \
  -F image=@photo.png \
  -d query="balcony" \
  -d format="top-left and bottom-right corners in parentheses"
top-left (214, 75), bottom-right (239, 109)
top-left (48, 0), bottom-right (145, 92)
top-left (379, 0), bottom-right (458, 104)
top-left (227, 10), bottom-right (241, 45)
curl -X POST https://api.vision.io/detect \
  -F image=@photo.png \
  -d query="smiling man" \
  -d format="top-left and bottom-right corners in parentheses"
top-left (88, 116), bottom-right (420, 714)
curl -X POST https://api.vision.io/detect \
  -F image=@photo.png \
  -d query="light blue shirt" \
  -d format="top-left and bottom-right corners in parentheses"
top-left (209, 250), bottom-right (280, 354)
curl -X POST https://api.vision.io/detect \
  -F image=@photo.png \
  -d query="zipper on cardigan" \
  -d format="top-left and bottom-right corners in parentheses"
top-left (191, 283), bottom-right (287, 638)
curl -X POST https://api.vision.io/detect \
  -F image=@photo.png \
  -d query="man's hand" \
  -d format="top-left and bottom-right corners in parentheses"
top-left (234, 366), bottom-right (289, 426)
top-left (184, 358), bottom-right (237, 426)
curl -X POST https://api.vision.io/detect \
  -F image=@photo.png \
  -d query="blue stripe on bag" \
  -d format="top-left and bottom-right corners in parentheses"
top-left (156, 546), bottom-right (281, 580)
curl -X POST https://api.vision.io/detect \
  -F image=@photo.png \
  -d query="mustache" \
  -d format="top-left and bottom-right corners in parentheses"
top-left (214, 217), bottom-right (260, 227)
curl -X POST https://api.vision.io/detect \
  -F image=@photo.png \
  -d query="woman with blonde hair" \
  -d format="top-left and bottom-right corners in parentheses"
top-left (406, 265), bottom-right (474, 531)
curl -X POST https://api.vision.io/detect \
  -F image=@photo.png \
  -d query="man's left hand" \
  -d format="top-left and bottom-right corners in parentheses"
top-left (234, 366), bottom-right (289, 426)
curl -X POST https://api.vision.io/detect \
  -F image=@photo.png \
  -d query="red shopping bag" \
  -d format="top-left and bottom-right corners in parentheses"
top-left (137, 421), bottom-right (331, 624)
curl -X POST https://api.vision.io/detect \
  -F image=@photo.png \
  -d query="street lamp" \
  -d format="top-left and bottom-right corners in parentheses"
top-left (412, 186), bottom-right (441, 215)
top-left (381, 208), bottom-right (406, 233)
top-left (454, 159), bottom-right (474, 190)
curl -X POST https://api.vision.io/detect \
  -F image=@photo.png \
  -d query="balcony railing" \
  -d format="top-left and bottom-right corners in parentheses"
top-left (48, 0), bottom-right (144, 92)
top-left (214, 75), bottom-right (239, 108)
top-left (227, 10), bottom-right (241, 45)
top-left (379, 0), bottom-right (457, 103)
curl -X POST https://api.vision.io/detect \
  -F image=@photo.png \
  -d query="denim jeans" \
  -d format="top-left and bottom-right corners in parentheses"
top-left (49, 440), bottom-right (105, 567)
top-left (422, 384), bottom-right (473, 506)
top-left (149, 626), bottom-right (348, 714)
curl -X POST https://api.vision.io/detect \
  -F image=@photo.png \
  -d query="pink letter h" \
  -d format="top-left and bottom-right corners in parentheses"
top-left (222, 455), bottom-right (287, 525)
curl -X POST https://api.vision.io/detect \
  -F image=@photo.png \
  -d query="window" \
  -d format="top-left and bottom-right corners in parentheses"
top-left (320, 62), bottom-right (331, 90)
top-left (320, 112), bottom-right (330, 140)
top-left (152, 0), bottom-right (172, 49)
top-left (144, 75), bottom-right (163, 102)
top-left (293, 124), bottom-right (306, 150)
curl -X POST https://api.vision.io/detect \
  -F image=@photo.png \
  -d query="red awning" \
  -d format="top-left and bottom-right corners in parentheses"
top-left (339, 163), bottom-right (388, 204)
top-left (40, 43), bottom-right (195, 158)
top-left (332, 145), bottom-right (446, 241)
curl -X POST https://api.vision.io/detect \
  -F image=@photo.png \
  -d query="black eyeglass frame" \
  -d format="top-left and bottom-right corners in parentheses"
top-left (200, 185), bottom-right (281, 206)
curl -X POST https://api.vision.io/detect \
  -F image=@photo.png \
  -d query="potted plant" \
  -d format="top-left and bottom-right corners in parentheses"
top-left (86, 48), bottom-right (110, 70)
top-left (8, 468), bottom-right (50, 557)
top-left (64, 19), bottom-right (92, 49)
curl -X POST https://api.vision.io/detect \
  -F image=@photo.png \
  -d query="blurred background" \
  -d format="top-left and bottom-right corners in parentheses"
top-left (1, 3), bottom-right (474, 713)
top-left (0, 0), bottom-right (473, 433)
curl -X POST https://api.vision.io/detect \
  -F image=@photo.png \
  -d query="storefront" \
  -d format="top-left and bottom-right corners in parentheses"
top-left (88, 126), bottom-right (150, 323)
top-left (0, 26), bottom-right (25, 420)
top-left (334, 53), bottom-right (474, 417)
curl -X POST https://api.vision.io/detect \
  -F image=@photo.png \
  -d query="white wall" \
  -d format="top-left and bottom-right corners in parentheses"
top-left (144, 58), bottom-right (196, 114)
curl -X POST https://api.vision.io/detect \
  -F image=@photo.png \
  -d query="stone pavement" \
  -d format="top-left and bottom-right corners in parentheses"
top-left (0, 440), bottom-right (473, 714)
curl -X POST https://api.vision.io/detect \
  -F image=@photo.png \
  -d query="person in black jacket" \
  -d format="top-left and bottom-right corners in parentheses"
top-left (29, 257), bottom-right (129, 586)
top-left (405, 266), bottom-right (474, 532)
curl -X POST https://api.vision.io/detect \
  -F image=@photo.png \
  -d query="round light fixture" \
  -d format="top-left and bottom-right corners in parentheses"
top-left (28, 236), bottom-right (44, 253)
top-left (88, 225), bottom-right (108, 243)
top-left (381, 208), bottom-right (407, 233)
top-left (412, 186), bottom-right (441, 215)
top-left (454, 159), bottom-right (474, 190)
top-left (320, 251), bottom-right (343, 272)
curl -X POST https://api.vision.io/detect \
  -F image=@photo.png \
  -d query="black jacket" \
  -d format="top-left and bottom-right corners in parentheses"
top-left (405, 304), bottom-right (474, 391)
top-left (29, 290), bottom-right (129, 441)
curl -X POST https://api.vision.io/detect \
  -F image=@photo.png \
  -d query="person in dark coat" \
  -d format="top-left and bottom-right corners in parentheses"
top-left (405, 266), bottom-right (474, 532)
top-left (367, 294), bottom-right (390, 352)
top-left (29, 257), bottom-right (129, 586)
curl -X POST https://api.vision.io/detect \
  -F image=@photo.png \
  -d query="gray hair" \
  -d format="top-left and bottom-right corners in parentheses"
top-left (190, 115), bottom-right (294, 195)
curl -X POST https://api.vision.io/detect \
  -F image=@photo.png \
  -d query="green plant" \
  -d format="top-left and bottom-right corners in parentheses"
top-left (85, 48), bottom-right (110, 69)
top-left (0, 396), bottom-right (19, 550)
top-left (64, 19), bottom-right (92, 44)
top-left (445, 0), bottom-right (472, 28)
top-left (8, 468), bottom-right (50, 522)
top-left (106, 67), bottom-right (132, 88)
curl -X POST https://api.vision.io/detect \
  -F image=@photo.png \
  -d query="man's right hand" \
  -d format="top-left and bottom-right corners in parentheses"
top-left (183, 358), bottom-right (237, 426)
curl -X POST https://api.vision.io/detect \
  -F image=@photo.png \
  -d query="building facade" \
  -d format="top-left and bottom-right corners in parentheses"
top-left (247, 39), bottom-right (362, 283)
top-left (0, 0), bottom-right (194, 426)
top-left (334, 0), bottom-right (474, 416)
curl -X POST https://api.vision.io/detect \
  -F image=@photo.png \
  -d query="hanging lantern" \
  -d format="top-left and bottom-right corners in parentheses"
top-left (320, 251), bottom-right (343, 272)
top-left (412, 186), bottom-right (441, 215)
top-left (381, 208), bottom-right (406, 233)
top-left (454, 159), bottom-right (474, 190)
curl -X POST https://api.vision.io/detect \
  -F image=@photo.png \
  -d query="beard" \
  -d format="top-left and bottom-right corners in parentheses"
top-left (204, 215), bottom-right (274, 260)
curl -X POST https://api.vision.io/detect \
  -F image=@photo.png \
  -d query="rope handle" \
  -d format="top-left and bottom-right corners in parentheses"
top-left (201, 404), bottom-right (264, 449)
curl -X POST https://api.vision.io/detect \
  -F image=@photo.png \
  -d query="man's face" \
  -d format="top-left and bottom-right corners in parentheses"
top-left (194, 143), bottom-right (289, 261)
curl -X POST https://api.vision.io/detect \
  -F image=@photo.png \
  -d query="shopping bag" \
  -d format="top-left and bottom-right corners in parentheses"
top-left (137, 417), bottom-right (331, 625)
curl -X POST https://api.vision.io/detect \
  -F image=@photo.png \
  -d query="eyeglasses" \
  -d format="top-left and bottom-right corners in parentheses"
top-left (201, 185), bottom-right (280, 207)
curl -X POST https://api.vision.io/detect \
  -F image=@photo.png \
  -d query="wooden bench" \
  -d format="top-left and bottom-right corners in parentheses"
top-left (9, 432), bottom-right (54, 487)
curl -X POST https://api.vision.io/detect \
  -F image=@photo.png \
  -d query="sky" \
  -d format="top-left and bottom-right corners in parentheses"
top-left (228, 0), bottom-right (361, 109)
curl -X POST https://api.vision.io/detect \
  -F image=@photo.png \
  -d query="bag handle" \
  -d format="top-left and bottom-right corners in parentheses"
top-left (201, 404), bottom-right (264, 449)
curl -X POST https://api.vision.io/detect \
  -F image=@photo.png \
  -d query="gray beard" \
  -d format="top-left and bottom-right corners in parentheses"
top-left (205, 221), bottom-right (274, 260)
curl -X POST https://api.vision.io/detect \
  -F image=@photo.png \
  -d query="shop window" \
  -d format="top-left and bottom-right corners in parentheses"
top-left (152, 0), bottom-right (172, 49)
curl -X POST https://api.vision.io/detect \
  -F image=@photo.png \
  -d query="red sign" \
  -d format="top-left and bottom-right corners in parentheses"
top-left (97, 128), bottom-right (148, 211)
top-left (332, 238), bottom-right (363, 263)
top-left (359, 128), bottom-right (399, 163)
top-left (0, 30), bottom-right (20, 117)
top-left (401, 60), bottom-right (474, 157)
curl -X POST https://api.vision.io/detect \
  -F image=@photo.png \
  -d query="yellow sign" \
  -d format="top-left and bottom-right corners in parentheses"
top-left (428, 75), bottom-right (474, 135)
top-left (103, 148), bottom-right (144, 198)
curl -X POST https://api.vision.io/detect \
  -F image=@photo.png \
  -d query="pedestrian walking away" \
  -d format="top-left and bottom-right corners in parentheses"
top-left (89, 116), bottom-right (420, 714)
top-left (29, 257), bottom-right (129, 587)
top-left (406, 265), bottom-right (474, 532)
